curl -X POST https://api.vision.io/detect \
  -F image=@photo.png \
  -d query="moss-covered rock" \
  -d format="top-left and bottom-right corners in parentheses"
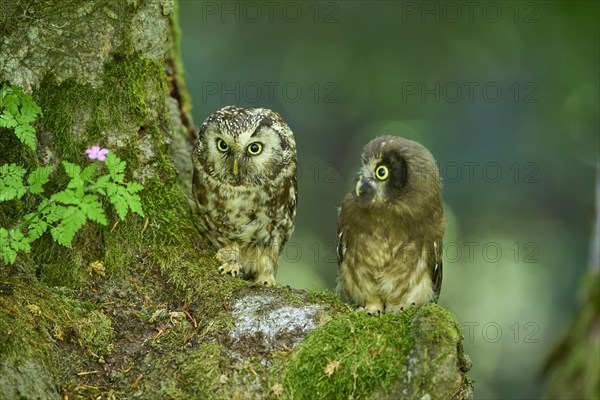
top-left (272, 304), bottom-right (473, 400)
top-left (0, 358), bottom-right (59, 400)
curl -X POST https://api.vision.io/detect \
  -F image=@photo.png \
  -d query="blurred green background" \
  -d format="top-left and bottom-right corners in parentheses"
top-left (178, 1), bottom-right (599, 398)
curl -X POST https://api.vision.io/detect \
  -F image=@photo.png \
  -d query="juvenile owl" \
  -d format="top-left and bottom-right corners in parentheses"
top-left (336, 136), bottom-right (444, 314)
top-left (191, 106), bottom-right (297, 286)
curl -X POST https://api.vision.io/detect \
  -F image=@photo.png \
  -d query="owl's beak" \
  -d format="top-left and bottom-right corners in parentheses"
top-left (232, 159), bottom-right (239, 176)
top-left (355, 176), bottom-right (375, 197)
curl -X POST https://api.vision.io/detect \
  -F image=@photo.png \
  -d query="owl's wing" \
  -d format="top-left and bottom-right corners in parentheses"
top-left (289, 175), bottom-right (298, 219)
top-left (336, 229), bottom-right (346, 266)
top-left (336, 198), bottom-right (351, 266)
top-left (275, 174), bottom-right (298, 250)
top-left (430, 240), bottom-right (443, 302)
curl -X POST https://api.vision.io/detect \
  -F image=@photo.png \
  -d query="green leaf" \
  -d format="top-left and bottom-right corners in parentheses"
top-left (80, 164), bottom-right (97, 182)
top-left (0, 89), bottom-right (20, 114)
top-left (27, 166), bottom-right (53, 194)
top-left (105, 182), bottom-right (128, 220)
top-left (0, 228), bottom-right (32, 264)
top-left (0, 163), bottom-right (27, 201)
top-left (20, 96), bottom-right (42, 119)
top-left (62, 161), bottom-right (85, 195)
top-left (13, 123), bottom-right (37, 151)
top-left (27, 213), bottom-right (49, 241)
top-left (0, 227), bottom-right (17, 264)
top-left (126, 182), bottom-right (145, 217)
top-left (45, 202), bottom-right (63, 224)
top-left (23, 199), bottom-right (53, 241)
top-left (81, 194), bottom-right (107, 225)
top-left (0, 84), bottom-right (42, 152)
top-left (10, 229), bottom-right (24, 242)
top-left (96, 174), bottom-right (110, 187)
top-left (50, 206), bottom-right (87, 247)
top-left (94, 174), bottom-right (110, 195)
top-left (62, 161), bottom-right (81, 179)
top-left (9, 229), bottom-right (31, 253)
top-left (127, 181), bottom-right (144, 194)
top-left (104, 152), bottom-right (126, 183)
top-left (0, 110), bottom-right (18, 128)
top-left (52, 189), bottom-right (82, 205)
top-left (127, 194), bottom-right (144, 217)
top-left (2, 247), bottom-right (17, 264)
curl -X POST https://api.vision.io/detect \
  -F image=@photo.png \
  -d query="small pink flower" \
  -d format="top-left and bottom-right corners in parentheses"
top-left (86, 146), bottom-right (109, 161)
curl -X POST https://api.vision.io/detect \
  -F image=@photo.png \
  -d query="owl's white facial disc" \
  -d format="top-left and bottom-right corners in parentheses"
top-left (197, 107), bottom-right (294, 186)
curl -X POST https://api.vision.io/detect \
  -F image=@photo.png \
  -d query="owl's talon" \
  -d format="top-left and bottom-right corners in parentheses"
top-left (256, 275), bottom-right (276, 287)
top-left (364, 304), bottom-right (383, 316)
top-left (385, 304), bottom-right (406, 314)
top-left (218, 262), bottom-right (241, 278)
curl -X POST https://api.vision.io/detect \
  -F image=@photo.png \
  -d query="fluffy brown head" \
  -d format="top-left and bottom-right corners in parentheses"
top-left (352, 135), bottom-right (443, 224)
top-left (193, 105), bottom-right (296, 186)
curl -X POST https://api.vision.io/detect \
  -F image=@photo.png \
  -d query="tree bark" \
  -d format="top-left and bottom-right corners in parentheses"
top-left (543, 167), bottom-right (600, 399)
top-left (0, 1), bottom-right (473, 399)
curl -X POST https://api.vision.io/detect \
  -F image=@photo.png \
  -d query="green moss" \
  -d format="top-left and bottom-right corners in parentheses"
top-left (306, 288), bottom-right (346, 309)
top-left (388, 304), bottom-right (468, 399)
top-left (103, 218), bottom-right (143, 276)
top-left (169, 0), bottom-right (193, 116)
top-left (143, 177), bottom-right (194, 247)
top-left (0, 2), bottom-right (20, 36)
top-left (0, 280), bottom-right (106, 362)
top-left (36, 78), bottom-right (98, 165)
top-left (274, 307), bottom-right (418, 399)
top-left (178, 343), bottom-right (226, 397)
top-left (161, 244), bottom-right (251, 312)
top-left (38, 256), bottom-right (83, 288)
top-left (0, 126), bottom-right (38, 168)
top-left (119, 340), bottom-right (234, 399)
top-left (102, 52), bottom-right (168, 129)
top-left (73, 310), bottom-right (114, 359)
top-left (36, 51), bottom-right (167, 167)
top-left (412, 303), bottom-right (461, 345)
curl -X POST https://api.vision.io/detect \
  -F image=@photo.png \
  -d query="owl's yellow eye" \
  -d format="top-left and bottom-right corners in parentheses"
top-left (217, 139), bottom-right (228, 152)
top-left (247, 142), bottom-right (263, 155)
top-left (375, 165), bottom-right (389, 181)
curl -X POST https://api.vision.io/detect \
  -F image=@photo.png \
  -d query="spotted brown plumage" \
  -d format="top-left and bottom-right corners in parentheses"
top-left (336, 136), bottom-right (444, 314)
top-left (191, 106), bottom-right (297, 286)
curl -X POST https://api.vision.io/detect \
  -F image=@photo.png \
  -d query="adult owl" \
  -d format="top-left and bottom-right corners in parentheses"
top-left (336, 136), bottom-right (444, 314)
top-left (191, 106), bottom-right (297, 286)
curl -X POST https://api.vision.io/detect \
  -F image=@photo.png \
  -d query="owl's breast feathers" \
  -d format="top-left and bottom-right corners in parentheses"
top-left (337, 194), bottom-right (443, 304)
top-left (192, 167), bottom-right (296, 250)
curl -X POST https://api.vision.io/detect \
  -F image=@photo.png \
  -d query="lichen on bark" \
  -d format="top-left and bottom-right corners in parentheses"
top-left (0, 1), bottom-right (473, 399)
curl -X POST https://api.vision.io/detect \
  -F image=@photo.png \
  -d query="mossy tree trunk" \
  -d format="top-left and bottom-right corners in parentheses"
top-left (0, 1), bottom-right (473, 399)
top-left (543, 170), bottom-right (600, 399)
